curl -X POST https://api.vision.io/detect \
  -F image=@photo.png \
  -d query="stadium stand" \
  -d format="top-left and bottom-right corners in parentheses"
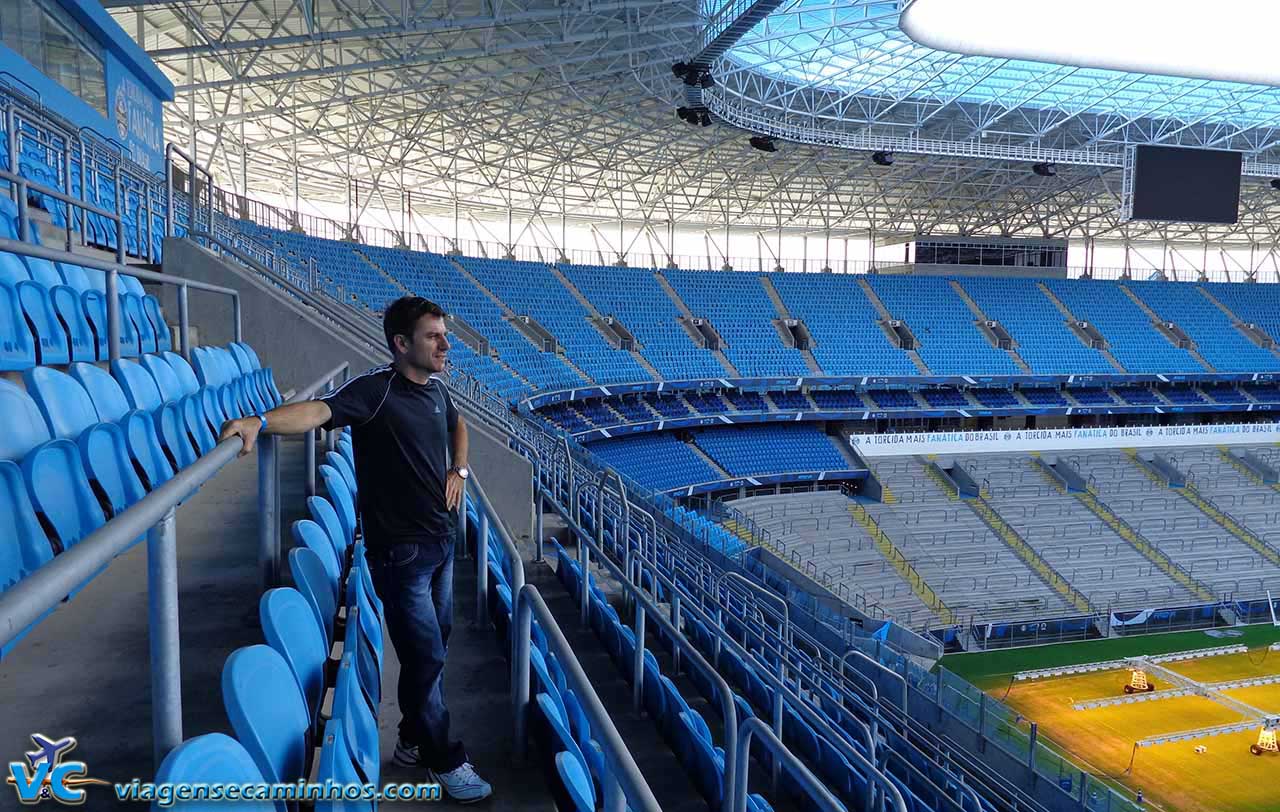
top-left (585, 433), bottom-right (722, 490)
top-left (1126, 280), bottom-right (1280, 372)
top-left (693, 424), bottom-right (850, 477)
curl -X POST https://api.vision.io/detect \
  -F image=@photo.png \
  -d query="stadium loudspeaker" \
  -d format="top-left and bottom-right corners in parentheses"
top-left (1033, 162), bottom-right (1057, 177)
top-left (1271, 179), bottom-right (1280, 191)
top-left (871, 151), bottom-right (894, 166)
top-left (750, 136), bottom-right (778, 153)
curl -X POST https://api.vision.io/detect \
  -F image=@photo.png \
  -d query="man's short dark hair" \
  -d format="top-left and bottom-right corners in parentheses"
top-left (383, 296), bottom-right (447, 355)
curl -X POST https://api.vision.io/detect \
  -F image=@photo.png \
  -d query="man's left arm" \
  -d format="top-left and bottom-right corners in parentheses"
top-left (445, 412), bottom-right (469, 511)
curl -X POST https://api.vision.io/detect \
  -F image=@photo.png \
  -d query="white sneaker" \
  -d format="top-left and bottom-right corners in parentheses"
top-left (430, 762), bottom-right (492, 803)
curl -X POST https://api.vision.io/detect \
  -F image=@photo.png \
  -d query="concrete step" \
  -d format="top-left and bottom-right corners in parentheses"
top-left (654, 271), bottom-right (740, 376)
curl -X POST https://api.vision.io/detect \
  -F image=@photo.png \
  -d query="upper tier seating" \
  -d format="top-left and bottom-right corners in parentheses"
top-left (1126, 280), bottom-right (1280, 372)
top-left (460, 257), bottom-right (653, 385)
top-left (1203, 281), bottom-right (1280, 346)
top-left (664, 270), bottom-right (810, 377)
top-left (1043, 279), bottom-right (1203, 373)
top-left (866, 275), bottom-right (1019, 375)
top-left (768, 273), bottom-right (917, 376)
top-left (563, 265), bottom-right (729, 380)
top-left (957, 276), bottom-right (1115, 374)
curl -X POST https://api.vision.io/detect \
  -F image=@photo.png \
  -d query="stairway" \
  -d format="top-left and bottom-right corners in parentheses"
top-left (949, 280), bottom-right (1032, 372)
top-left (1037, 461), bottom-right (1218, 603)
top-left (846, 502), bottom-right (958, 626)
top-left (1119, 283), bottom-right (1217, 372)
top-left (549, 264), bottom-right (662, 380)
top-left (1037, 282), bottom-right (1128, 372)
top-left (759, 275), bottom-right (823, 374)
top-left (925, 463), bottom-right (1096, 615)
top-left (855, 277), bottom-right (931, 374)
top-left (1197, 286), bottom-right (1280, 361)
top-left (653, 271), bottom-right (739, 376)
top-left (687, 438), bottom-right (732, 478)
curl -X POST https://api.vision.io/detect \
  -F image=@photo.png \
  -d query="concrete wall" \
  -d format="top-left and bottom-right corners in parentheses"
top-left (159, 238), bottom-right (383, 392)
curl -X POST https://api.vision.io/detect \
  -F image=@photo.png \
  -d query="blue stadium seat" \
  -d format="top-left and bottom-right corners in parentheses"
top-left (555, 751), bottom-right (595, 812)
top-left (22, 438), bottom-right (106, 554)
top-left (112, 358), bottom-right (165, 412)
top-left (0, 461), bottom-right (55, 657)
top-left (69, 362), bottom-right (174, 489)
top-left (79, 289), bottom-right (110, 359)
top-left (332, 649), bottom-right (379, 784)
top-left (153, 734), bottom-right (275, 811)
top-left (162, 351), bottom-right (201, 396)
top-left (48, 284), bottom-right (94, 362)
top-left (17, 281), bottom-right (70, 365)
top-left (291, 520), bottom-right (341, 595)
top-left (0, 279), bottom-right (34, 369)
top-left (326, 450), bottom-right (357, 499)
top-left (315, 718), bottom-right (371, 812)
top-left (307, 496), bottom-right (350, 563)
top-left (289, 546), bottom-right (336, 643)
top-left (259, 587), bottom-right (328, 723)
top-left (221, 644), bottom-right (311, 797)
top-left (320, 465), bottom-right (357, 547)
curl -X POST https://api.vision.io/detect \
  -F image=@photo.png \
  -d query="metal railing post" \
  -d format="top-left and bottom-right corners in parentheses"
top-left (511, 585), bottom-right (532, 766)
top-left (147, 508), bottom-right (182, 768)
top-left (232, 293), bottom-right (243, 342)
top-left (165, 151), bottom-right (175, 238)
top-left (177, 284), bottom-right (191, 360)
top-left (258, 435), bottom-right (279, 591)
top-left (106, 267), bottom-right (121, 363)
top-left (632, 593), bottom-right (645, 714)
top-left (477, 501), bottom-right (490, 624)
top-left (305, 429), bottom-right (317, 498)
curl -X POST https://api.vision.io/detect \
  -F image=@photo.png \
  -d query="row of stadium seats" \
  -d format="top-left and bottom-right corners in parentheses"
top-left (155, 434), bottom-right (389, 807)
top-left (221, 217), bottom-right (1280, 396)
top-left (0, 343), bottom-right (281, 656)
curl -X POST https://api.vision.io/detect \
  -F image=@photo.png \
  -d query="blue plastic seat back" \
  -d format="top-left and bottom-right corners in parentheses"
top-left (142, 354), bottom-right (186, 403)
top-left (113, 358), bottom-right (166, 411)
top-left (22, 439), bottom-right (107, 552)
top-left (162, 351), bottom-right (201, 396)
top-left (307, 496), bottom-right (349, 562)
top-left (0, 461), bottom-right (54, 579)
top-left (55, 261), bottom-right (92, 292)
top-left (143, 296), bottom-right (171, 351)
top-left (122, 294), bottom-right (156, 354)
top-left (0, 282), bottom-right (34, 370)
top-left (326, 451), bottom-right (357, 498)
top-left (260, 587), bottom-right (328, 722)
top-left (236, 341), bottom-right (263, 369)
top-left (0, 251), bottom-right (29, 286)
top-left (192, 346), bottom-right (227, 387)
top-left (68, 362), bottom-right (130, 421)
top-left (181, 395), bottom-right (216, 454)
top-left (153, 734), bottom-right (275, 811)
top-left (289, 546), bottom-right (336, 643)
top-left (199, 387), bottom-right (227, 431)
top-left (23, 366), bottom-right (103, 441)
top-left (80, 423), bottom-right (147, 516)
top-left (20, 254), bottom-right (62, 288)
top-left (0, 379), bottom-right (52, 462)
top-left (48, 285), bottom-right (93, 362)
top-left (315, 719), bottom-right (372, 812)
top-left (157, 401), bottom-right (198, 470)
top-left (291, 520), bottom-right (340, 599)
top-left (17, 281), bottom-right (69, 365)
top-left (120, 274), bottom-right (145, 297)
top-left (320, 465), bottom-right (357, 545)
top-left (112, 295), bottom-right (140, 357)
top-left (79, 290), bottom-right (109, 360)
top-left (121, 409), bottom-right (175, 489)
top-left (537, 692), bottom-right (588, 769)
top-left (228, 343), bottom-right (254, 375)
top-left (221, 644), bottom-right (310, 793)
top-left (555, 751), bottom-right (596, 812)
top-left (332, 651), bottom-right (379, 785)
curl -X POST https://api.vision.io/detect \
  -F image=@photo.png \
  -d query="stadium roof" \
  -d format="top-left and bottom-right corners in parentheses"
top-left (113, 0), bottom-right (1280, 245)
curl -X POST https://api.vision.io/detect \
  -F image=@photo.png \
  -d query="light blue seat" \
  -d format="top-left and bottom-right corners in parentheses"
top-left (54, 260), bottom-right (93, 293)
top-left (289, 546), bottom-right (336, 643)
top-left (307, 496), bottom-right (349, 564)
top-left (291, 519), bottom-right (341, 597)
top-left (0, 280), bottom-right (34, 370)
top-left (181, 395), bottom-right (216, 454)
top-left (162, 351), bottom-right (201, 397)
top-left (320, 465), bottom-right (357, 546)
top-left (113, 358), bottom-right (166, 411)
top-left (326, 451), bottom-right (357, 499)
top-left (142, 354), bottom-right (187, 403)
top-left (157, 401), bottom-right (197, 469)
top-left (16, 281), bottom-right (69, 365)
top-left (332, 649), bottom-right (379, 785)
top-left (121, 294), bottom-right (157, 355)
top-left (315, 719), bottom-right (372, 812)
top-left (22, 438), bottom-right (107, 554)
top-left (152, 733), bottom-right (275, 811)
top-left (0, 462), bottom-right (55, 657)
top-left (48, 284), bottom-right (94, 362)
top-left (221, 644), bottom-right (311, 805)
top-left (70, 362), bottom-right (176, 489)
top-left (143, 296), bottom-right (171, 351)
top-left (260, 587), bottom-right (328, 723)
top-left (79, 289), bottom-right (109, 360)
top-left (555, 751), bottom-right (595, 812)
top-left (346, 570), bottom-right (383, 707)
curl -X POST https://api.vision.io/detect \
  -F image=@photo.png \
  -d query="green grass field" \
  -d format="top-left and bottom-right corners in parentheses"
top-left (949, 626), bottom-right (1280, 812)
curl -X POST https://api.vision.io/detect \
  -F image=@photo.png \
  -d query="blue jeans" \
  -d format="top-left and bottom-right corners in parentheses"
top-left (370, 537), bottom-right (467, 772)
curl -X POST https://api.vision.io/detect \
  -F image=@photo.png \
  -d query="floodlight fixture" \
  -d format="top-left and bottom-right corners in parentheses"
top-left (872, 151), bottom-right (894, 166)
top-left (1033, 162), bottom-right (1056, 177)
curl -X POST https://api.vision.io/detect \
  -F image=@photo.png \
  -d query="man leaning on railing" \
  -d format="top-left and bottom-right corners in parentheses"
top-left (217, 296), bottom-right (491, 803)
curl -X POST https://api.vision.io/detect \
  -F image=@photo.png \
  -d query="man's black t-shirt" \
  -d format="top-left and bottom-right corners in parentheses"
top-left (319, 365), bottom-right (458, 547)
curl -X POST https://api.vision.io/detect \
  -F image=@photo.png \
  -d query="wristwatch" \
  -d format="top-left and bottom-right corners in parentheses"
top-left (451, 466), bottom-right (469, 479)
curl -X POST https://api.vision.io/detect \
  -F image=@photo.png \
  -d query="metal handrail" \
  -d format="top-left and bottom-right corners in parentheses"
top-left (731, 717), bottom-right (855, 812)
top-left (512, 585), bottom-right (661, 812)
top-left (468, 468), bottom-right (526, 643)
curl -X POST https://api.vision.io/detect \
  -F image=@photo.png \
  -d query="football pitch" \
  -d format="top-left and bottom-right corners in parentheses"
top-left (944, 626), bottom-right (1280, 812)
